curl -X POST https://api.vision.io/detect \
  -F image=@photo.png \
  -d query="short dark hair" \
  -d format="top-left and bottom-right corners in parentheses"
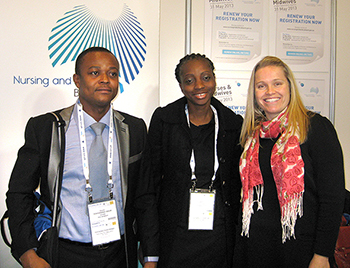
top-left (175, 53), bottom-right (215, 83)
top-left (75, 47), bottom-right (117, 75)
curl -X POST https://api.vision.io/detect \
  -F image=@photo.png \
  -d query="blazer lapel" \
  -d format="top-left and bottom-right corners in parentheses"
top-left (60, 105), bottom-right (74, 132)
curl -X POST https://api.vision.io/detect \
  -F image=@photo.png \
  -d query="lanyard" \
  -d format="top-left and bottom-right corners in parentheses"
top-left (185, 104), bottom-right (219, 191)
top-left (77, 102), bottom-right (115, 202)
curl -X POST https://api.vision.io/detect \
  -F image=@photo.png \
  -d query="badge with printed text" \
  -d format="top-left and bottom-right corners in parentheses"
top-left (87, 199), bottom-right (120, 246)
top-left (188, 189), bottom-right (216, 230)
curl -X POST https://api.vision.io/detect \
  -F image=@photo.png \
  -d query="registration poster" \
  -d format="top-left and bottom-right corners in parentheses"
top-left (204, 0), bottom-right (333, 119)
top-left (205, 0), bottom-right (265, 68)
top-left (270, 0), bottom-right (331, 71)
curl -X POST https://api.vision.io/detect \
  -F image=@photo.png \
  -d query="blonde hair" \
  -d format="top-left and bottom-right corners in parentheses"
top-left (240, 56), bottom-right (311, 147)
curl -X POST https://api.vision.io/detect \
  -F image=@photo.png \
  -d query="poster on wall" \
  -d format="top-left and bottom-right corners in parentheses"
top-left (204, 0), bottom-right (269, 71)
top-left (294, 73), bottom-right (330, 116)
top-left (214, 76), bottom-right (250, 117)
top-left (204, 0), bottom-right (334, 120)
top-left (0, 1), bottom-right (159, 267)
top-left (207, 0), bottom-right (264, 64)
top-left (269, 0), bottom-right (331, 71)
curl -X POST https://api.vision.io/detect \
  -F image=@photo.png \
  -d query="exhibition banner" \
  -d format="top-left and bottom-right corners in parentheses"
top-left (0, 1), bottom-right (159, 267)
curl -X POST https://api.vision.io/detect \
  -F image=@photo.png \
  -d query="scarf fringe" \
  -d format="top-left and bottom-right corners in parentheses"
top-left (241, 185), bottom-right (264, 237)
top-left (281, 192), bottom-right (304, 243)
top-left (241, 187), bottom-right (304, 244)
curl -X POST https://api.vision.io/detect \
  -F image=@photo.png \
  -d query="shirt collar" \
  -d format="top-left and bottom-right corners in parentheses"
top-left (74, 99), bottom-right (111, 130)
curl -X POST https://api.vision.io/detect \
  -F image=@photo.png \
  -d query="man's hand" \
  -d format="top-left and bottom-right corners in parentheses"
top-left (20, 249), bottom-right (51, 268)
top-left (143, 262), bottom-right (157, 268)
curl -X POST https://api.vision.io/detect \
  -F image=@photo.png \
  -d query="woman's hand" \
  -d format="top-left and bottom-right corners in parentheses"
top-left (308, 253), bottom-right (330, 268)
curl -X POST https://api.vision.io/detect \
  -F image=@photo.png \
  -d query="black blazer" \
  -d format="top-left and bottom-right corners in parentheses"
top-left (135, 97), bottom-right (243, 265)
top-left (6, 105), bottom-right (147, 268)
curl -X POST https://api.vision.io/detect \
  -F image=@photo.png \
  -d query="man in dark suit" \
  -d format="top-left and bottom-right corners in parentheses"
top-left (6, 47), bottom-right (146, 268)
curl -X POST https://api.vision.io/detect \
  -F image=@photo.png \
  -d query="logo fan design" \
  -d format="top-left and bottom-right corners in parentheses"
top-left (48, 4), bottom-right (147, 92)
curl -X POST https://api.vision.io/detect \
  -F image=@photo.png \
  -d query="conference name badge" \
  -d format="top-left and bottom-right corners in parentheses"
top-left (87, 199), bottom-right (120, 246)
top-left (188, 189), bottom-right (216, 230)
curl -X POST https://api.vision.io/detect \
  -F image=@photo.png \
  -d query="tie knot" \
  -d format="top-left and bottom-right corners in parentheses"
top-left (91, 122), bottom-right (105, 136)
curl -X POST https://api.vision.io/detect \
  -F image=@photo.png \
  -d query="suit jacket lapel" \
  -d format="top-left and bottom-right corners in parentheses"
top-left (60, 105), bottom-right (74, 132)
top-left (113, 110), bottom-right (129, 209)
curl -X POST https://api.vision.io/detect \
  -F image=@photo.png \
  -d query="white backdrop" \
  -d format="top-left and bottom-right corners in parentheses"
top-left (0, 1), bottom-right (159, 267)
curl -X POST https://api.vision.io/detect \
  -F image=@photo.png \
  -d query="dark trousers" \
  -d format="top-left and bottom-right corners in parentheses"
top-left (58, 238), bottom-right (126, 268)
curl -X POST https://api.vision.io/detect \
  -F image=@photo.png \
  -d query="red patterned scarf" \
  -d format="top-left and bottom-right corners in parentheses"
top-left (239, 110), bottom-right (304, 242)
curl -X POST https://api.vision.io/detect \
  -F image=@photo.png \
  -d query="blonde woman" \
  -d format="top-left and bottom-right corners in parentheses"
top-left (234, 56), bottom-right (345, 268)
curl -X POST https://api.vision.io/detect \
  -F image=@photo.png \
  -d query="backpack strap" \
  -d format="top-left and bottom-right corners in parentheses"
top-left (0, 210), bottom-right (11, 247)
top-left (49, 111), bottom-right (66, 227)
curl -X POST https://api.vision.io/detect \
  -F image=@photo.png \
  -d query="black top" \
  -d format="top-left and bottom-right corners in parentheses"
top-left (167, 118), bottom-right (228, 267)
top-left (233, 113), bottom-right (345, 268)
top-left (190, 118), bottom-right (215, 188)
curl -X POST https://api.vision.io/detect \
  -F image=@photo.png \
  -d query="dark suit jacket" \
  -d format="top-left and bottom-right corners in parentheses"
top-left (135, 97), bottom-right (243, 266)
top-left (6, 105), bottom-right (147, 268)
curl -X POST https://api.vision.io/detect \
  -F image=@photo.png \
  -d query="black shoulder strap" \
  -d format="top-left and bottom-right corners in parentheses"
top-left (0, 210), bottom-right (11, 247)
top-left (50, 111), bottom-right (66, 226)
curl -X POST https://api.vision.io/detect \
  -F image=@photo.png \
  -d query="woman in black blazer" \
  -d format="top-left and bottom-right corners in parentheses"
top-left (135, 53), bottom-right (243, 268)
